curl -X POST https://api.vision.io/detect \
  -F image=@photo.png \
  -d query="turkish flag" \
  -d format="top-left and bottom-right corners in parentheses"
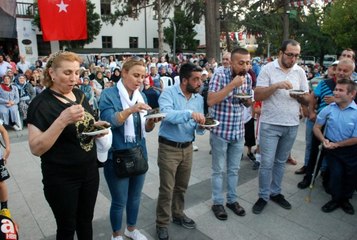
top-left (38, 0), bottom-right (87, 41)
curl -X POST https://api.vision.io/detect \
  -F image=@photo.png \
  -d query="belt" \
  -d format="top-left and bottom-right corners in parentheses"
top-left (158, 136), bottom-right (192, 149)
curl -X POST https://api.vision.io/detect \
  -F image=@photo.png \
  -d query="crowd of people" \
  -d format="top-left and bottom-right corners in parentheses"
top-left (0, 41), bottom-right (356, 240)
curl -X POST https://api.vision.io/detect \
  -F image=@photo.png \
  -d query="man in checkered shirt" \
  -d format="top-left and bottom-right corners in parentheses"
top-left (207, 47), bottom-right (253, 220)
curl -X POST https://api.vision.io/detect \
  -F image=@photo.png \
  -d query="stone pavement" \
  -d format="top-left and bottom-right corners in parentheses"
top-left (5, 120), bottom-right (357, 240)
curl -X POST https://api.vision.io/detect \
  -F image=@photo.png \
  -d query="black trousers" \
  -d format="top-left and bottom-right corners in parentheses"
top-left (325, 145), bottom-right (357, 201)
top-left (42, 161), bottom-right (99, 240)
top-left (244, 118), bottom-right (256, 148)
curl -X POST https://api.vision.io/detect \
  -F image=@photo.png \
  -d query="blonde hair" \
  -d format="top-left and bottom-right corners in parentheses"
top-left (43, 51), bottom-right (81, 88)
top-left (122, 57), bottom-right (146, 72)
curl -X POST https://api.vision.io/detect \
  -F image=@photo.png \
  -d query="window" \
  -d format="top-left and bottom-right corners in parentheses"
top-left (102, 36), bottom-right (112, 48)
top-left (153, 38), bottom-right (159, 49)
top-left (37, 35), bottom-right (51, 56)
top-left (101, 0), bottom-right (111, 15)
top-left (129, 37), bottom-right (138, 48)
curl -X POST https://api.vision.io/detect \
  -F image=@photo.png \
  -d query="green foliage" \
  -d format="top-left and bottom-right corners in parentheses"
top-left (104, 0), bottom-right (175, 26)
top-left (181, 0), bottom-right (205, 24)
top-left (233, 0), bottom-right (338, 60)
top-left (322, 0), bottom-right (357, 50)
top-left (240, 7), bottom-right (284, 56)
top-left (163, 7), bottom-right (198, 51)
top-left (32, 0), bottom-right (101, 48)
top-left (291, 7), bottom-right (338, 65)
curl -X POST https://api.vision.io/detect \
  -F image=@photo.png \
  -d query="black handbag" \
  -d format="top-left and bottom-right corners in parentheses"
top-left (112, 146), bottom-right (148, 178)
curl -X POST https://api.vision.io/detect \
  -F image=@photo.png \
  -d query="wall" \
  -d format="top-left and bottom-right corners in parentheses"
top-left (16, 18), bottom-right (38, 64)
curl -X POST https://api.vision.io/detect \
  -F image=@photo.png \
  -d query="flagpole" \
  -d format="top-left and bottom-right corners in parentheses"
top-left (144, 1), bottom-right (147, 54)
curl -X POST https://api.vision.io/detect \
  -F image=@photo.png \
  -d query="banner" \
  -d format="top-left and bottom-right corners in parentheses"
top-left (38, 0), bottom-right (87, 41)
top-left (0, 1), bottom-right (17, 38)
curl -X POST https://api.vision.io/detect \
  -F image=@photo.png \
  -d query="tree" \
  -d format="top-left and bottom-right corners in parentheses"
top-left (205, 0), bottom-right (221, 62)
top-left (235, 0), bottom-right (338, 60)
top-left (163, 8), bottom-right (198, 52)
top-left (291, 7), bottom-right (337, 66)
top-left (33, 0), bottom-right (101, 48)
top-left (238, 1), bottom-right (285, 56)
top-left (322, 0), bottom-right (357, 50)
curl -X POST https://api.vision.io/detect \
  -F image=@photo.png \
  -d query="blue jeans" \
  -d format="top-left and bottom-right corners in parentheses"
top-left (304, 119), bottom-right (314, 166)
top-left (258, 123), bottom-right (298, 201)
top-left (210, 133), bottom-right (244, 205)
top-left (104, 159), bottom-right (146, 232)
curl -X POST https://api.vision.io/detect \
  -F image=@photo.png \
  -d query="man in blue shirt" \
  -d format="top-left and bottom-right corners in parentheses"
top-left (313, 79), bottom-right (357, 215)
top-left (156, 63), bottom-right (205, 240)
top-left (298, 58), bottom-right (355, 189)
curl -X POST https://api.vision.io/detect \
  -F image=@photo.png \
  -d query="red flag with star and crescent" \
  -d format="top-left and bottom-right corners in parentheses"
top-left (38, 0), bottom-right (87, 41)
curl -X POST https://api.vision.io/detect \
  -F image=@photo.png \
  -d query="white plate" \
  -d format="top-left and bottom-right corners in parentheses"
top-left (233, 95), bottom-right (252, 99)
top-left (200, 120), bottom-right (220, 128)
top-left (144, 113), bottom-right (167, 119)
top-left (289, 90), bottom-right (306, 95)
top-left (82, 127), bottom-right (110, 136)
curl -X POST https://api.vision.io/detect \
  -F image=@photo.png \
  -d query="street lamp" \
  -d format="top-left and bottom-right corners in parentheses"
top-left (163, 17), bottom-right (176, 63)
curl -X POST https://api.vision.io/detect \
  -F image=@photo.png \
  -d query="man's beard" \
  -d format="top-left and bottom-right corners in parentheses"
top-left (238, 69), bottom-right (247, 76)
top-left (232, 69), bottom-right (247, 78)
top-left (186, 84), bottom-right (199, 93)
top-left (282, 58), bottom-right (294, 69)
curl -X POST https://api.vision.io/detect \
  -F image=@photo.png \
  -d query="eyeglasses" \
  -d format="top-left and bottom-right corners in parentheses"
top-left (283, 52), bottom-right (300, 58)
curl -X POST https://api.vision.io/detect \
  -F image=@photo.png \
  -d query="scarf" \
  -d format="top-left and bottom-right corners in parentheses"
top-left (117, 80), bottom-right (146, 143)
top-left (0, 84), bottom-right (11, 92)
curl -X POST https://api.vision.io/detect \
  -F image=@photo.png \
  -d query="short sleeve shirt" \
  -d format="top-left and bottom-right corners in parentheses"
top-left (316, 101), bottom-right (357, 142)
top-left (208, 67), bottom-right (252, 141)
top-left (27, 88), bottom-right (97, 166)
top-left (257, 60), bottom-right (308, 126)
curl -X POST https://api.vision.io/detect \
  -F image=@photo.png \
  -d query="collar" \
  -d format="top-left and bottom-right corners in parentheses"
top-left (330, 101), bottom-right (357, 110)
top-left (174, 84), bottom-right (198, 99)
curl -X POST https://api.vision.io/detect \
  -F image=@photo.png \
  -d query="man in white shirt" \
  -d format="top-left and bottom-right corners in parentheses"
top-left (16, 55), bottom-right (31, 74)
top-left (252, 39), bottom-right (310, 214)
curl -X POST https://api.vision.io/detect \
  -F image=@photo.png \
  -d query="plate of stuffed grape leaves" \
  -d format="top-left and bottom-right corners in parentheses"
top-left (200, 117), bottom-right (220, 128)
top-left (233, 93), bottom-right (252, 99)
top-left (144, 108), bottom-right (166, 119)
top-left (82, 125), bottom-right (111, 136)
top-left (289, 89), bottom-right (306, 95)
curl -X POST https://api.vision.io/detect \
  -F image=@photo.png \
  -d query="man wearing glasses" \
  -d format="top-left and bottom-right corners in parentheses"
top-left (252, 39), bottom-right (309, 214)
top-left (207, 47), bottom-right (253, 220)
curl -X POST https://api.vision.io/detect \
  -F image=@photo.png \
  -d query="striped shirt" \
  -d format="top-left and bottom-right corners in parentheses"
top-left (314, 78), bottom-right (335, 113)
top-left (208, 67), bottom-right (252, 141)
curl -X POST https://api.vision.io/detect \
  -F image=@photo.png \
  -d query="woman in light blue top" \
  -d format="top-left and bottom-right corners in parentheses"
top-left (99, 57), bottom-right (161, 240)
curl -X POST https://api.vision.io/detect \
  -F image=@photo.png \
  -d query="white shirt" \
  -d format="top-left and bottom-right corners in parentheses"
top-left (257, 59), bottom-right (308, 126)
top-left (17, 61), bottom-right (31, 73)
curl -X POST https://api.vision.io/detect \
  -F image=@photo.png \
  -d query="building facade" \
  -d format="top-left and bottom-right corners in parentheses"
top-left (6, 0), bottom-right (206, 64)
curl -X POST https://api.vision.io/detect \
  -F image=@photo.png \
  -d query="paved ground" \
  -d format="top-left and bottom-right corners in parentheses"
top-left (5, 120), bottom-right (357, 240)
